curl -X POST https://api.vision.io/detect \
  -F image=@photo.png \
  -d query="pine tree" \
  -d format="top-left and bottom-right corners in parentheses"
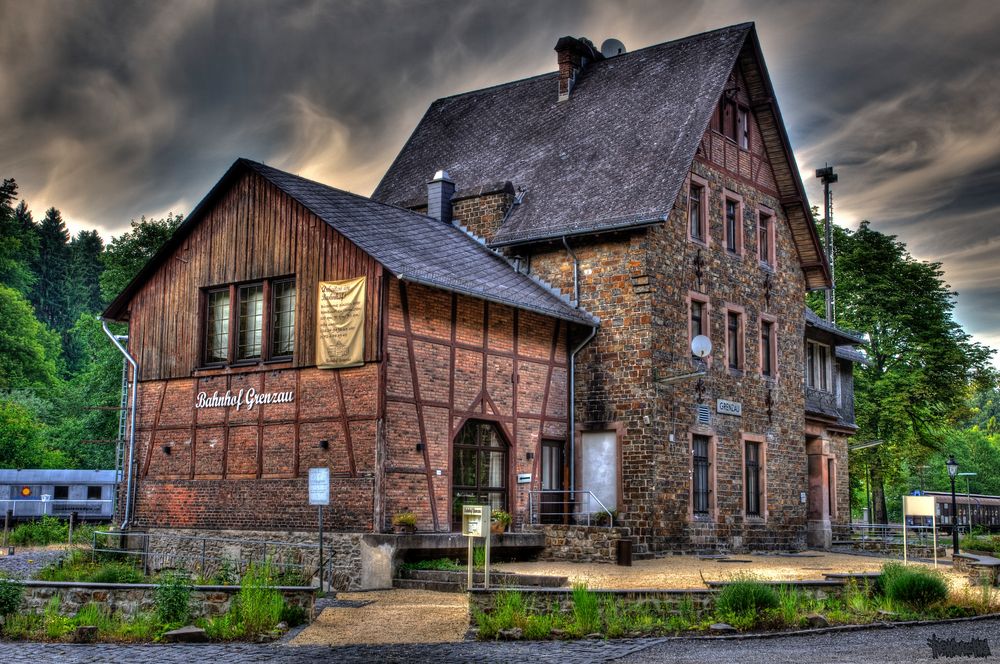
top-left (69, 229), bottom-right (104, 315)
top-left (30, 206), bottom-right (72, 332)
top-left (0, 180), bottom-right (36, 294)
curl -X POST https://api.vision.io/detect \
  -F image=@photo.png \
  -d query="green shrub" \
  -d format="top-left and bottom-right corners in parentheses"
top-left (0, 577), bottom-right (23, 616)
top-left (155, 572), bottom-right (192, 625)
top-left (571, 583), bottom-right (600, 635)
top-left (714, 574), bottom-right (780, 629)
top-left (88, 562), bottom-right (145, 584)
top-left (10, 516), bottom-right (67, 546)
top-left (43, 596), bottom-right (72, 639)
top-left (1, 612), bottom-right (42, 639)
top-left (400, 558), bottom-right (463, 572)
top-left (212, 558), bottom-right (237, 586)
top-left (238, 562), bottom-right (285, 635)
top-left (203, 611), bottom-right (243, 640)
top-left (280, 603), bottom-right (308, 628)
top-left (881, 563), bottom-right (948, 610)
top-left (110, 611), bottom-right (160, 641)
top-left (73, 603), bottom-right (115, 633)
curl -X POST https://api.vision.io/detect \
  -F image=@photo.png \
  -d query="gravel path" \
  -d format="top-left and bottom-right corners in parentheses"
top-left (0, 547), bottom-right (64, 578)
top-left (291, 589), bottom-right (469, 645)
top-left (498, 551), bottom-right (966, 589)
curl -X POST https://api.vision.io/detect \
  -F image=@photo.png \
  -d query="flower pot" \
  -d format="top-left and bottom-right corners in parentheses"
top-left (490, 521), bottom-right (507, 535)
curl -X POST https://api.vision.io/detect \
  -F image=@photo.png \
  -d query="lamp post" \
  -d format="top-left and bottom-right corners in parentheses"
top-left (946, 455), bottom-right (959, 554)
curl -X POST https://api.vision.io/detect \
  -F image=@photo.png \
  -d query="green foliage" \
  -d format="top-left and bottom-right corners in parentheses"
top-left (400, 557), bottom-right (463, 572)
top-left (237, 562), bottom-right (285, 635)
top-left (571, 583), bottom-right (600, 635)
top-left (37, 548), bottom-right (146, 584)
top-left (490, 510), bottom-right (512, 527)
top-left (203, 610), bottom-right (243, 640)
top-left (714, 574), bottom-right (780, 628)
top-left (0, 180), bottom-right (37, 295)
top-left (10, 516), bottom-right (68, 546)
top-left (100, 214), bottom-right (182, 304)
top-left (212, 558), bottom-right (237, 585)
top-left (961, 533), bottom-right (1000, 553)
top-left (43, 596), bottom-right (72, 639)
top-left (0, 577), bottom-right (23, 615)
top-left (155, 572), bottom-right (192, 625)
top-left (0, 284), bottom-right (60, 391)
top-left (1, 611), bottom-right (42, 639)
top-left (881, 563), bottom-right (949, 610)
top-left (391, 512), bottom-right (417, 529)
top-left (280, 603), bottom-right (308, 628)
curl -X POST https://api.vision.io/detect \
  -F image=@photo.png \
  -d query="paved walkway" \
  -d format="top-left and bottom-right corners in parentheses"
top-left (0, 617), bottom-right (994, 663)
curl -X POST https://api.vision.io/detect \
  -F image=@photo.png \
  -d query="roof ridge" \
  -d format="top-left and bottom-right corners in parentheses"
top-left (427, 22), bottom-right (754, 105)
top-left (240, 158), bottom-right (439, 222)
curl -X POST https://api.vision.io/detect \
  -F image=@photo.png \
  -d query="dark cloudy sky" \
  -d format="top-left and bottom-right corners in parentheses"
top-left (3, 0), bottom-right (999, 358)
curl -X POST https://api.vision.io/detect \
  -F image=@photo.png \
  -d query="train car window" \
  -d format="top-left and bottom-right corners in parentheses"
top-left (87, 486), bottom-right (102, 500)
top-left (54, 485), bottom-right (69, 500)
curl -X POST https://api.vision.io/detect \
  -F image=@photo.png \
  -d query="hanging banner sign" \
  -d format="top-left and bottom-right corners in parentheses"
top-left (316, 276), bottom-right (366, 369)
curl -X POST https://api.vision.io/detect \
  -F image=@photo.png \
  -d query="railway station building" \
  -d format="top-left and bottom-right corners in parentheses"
top-left (103, 22), bottom-right (862, 570)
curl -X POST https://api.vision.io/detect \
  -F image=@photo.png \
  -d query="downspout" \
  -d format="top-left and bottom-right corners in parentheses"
top-left (101, 318), bottom-right (139, 531)
top-left (562, 234), bottom-right (592, 495)
top-left (561, 236), bottom-right (579, 305)
top-left (569, 325), bottom-right (597, 495)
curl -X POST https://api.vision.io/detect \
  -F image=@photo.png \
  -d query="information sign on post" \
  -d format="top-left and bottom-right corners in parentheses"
top-left (309, 468), bottom-right (331, 589)
top-left (462, 505), bottom-right (491, 590)
top-left (902, 495), bottom-right (938, 567)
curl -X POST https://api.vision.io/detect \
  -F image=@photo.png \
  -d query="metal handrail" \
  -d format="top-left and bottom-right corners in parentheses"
top-left (526, 489), bottom-right (615, 527)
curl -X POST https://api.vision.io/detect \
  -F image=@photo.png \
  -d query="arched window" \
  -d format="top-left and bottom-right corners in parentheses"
top-left (452, 420), bottom-right (508, 528)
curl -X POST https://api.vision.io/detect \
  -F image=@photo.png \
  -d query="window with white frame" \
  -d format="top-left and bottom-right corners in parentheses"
top-left (806, 341), bottom-right (832, 391)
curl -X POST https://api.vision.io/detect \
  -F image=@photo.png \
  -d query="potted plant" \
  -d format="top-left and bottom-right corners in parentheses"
top-left (392, 511), bottom-right (417, 533)
top-left (490, 509), bottom-right (512, 534)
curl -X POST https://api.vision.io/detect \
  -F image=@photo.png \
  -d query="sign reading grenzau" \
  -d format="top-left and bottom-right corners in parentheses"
top-left (316, 276), bottom-right (366, 369)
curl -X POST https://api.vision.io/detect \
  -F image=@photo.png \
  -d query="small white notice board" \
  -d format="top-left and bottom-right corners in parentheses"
top-left (902, 495), bottom-right (938, 567)
top-left (309, 467), bottom-right (330, 506)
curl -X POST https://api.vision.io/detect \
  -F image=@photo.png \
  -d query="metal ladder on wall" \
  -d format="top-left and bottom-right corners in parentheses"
top-left (111, 348), bottom-right (130, 519)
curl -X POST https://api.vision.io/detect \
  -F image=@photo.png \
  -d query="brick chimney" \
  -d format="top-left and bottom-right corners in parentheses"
top-left (554, 36), bottom-right (602, 102)
top-left (427, 170), bottom-right (455, 223)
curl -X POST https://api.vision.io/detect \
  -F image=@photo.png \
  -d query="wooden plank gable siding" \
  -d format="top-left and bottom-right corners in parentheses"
top-left (126, 170), bottom-right (383, 381)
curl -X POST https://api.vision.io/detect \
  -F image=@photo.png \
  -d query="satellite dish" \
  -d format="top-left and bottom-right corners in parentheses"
top-left (600, 38), bottom-right (626, 58)
top-left (691, 335), bottom-right (712, 358)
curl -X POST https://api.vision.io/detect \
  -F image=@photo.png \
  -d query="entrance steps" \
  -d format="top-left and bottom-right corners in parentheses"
top-left (392, 568), bottom-right (568, 593)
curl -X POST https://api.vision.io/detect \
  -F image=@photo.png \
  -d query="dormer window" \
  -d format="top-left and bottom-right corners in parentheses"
top-left (806, 341), bottom-right (831, 391)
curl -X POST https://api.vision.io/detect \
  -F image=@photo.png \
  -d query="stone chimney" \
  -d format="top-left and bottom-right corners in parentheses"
top-left (427, 170), bottom-right (455, 223)
top-left (554, 36), bottom-right (602, 102)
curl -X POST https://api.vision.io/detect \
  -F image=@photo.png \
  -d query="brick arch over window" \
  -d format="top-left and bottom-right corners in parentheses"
top-left (451, 419), bottom-right (509, 529)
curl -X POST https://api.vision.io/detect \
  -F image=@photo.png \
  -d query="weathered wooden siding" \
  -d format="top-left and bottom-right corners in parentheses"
top-left (125, 170), bottom-right (383, 381)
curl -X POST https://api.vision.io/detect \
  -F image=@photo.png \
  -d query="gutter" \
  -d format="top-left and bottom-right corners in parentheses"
top-left (100, 318), bottom-right (139, 531)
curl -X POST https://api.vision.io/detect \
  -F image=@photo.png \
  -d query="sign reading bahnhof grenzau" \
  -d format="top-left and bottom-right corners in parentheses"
top-left (195, 388), bottom-right (294, 411)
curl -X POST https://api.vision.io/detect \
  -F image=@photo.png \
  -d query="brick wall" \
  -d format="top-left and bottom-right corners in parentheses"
top-left (128, 364), bottom-right (379, 532)
top-left (383, 277), bottom-right (571, 533)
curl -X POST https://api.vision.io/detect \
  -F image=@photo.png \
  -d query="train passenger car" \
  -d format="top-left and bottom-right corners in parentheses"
top-left (0, 469), bottom-right (116, 522)
top-left (923, 491), bottom-right (1000, 533)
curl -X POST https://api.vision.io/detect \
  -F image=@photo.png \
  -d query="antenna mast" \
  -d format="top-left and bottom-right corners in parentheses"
top-left (815, 165), bottom-right (838, 322)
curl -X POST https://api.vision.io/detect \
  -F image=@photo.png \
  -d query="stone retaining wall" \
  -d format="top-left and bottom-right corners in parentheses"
top-left (834, 541), bottom-right (946, 559)
top-left (13, 580), bottom-right (315, 621)
top-left (952, 554), bottom-right (1000, 586)
top-left (469, 587), bottom-right (715, 622)
top-left (133, 528), bottom-right (392, 591)
top-left (527, 525), bottom-right (631, 563)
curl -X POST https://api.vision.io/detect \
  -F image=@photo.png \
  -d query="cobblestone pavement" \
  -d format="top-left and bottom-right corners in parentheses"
top-left (0, 616), bottom-right (995, 663)
top-left (0, 547), bottom-right (64, 578)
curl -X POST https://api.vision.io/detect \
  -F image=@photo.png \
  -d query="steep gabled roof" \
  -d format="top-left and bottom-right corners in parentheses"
top-left (373, 23), bottom-right (830, 289)
top-left (103, 159), bottom-right (597, 327)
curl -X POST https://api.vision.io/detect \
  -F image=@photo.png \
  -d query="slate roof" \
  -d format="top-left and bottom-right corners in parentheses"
top-left (373, 24), bottom-right (751, 245)
top-left (805, 308), bottom-right (866, 346)
top-left (373, 23), bottom-right (830, 288)
top-left (104, 159), bottom-right (597, 328)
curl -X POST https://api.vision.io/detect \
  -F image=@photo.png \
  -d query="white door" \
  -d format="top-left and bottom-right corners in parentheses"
top-left (580, 431), bottom-right (617, 513)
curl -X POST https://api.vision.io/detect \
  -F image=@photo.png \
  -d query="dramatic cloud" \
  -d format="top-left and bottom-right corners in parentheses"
top-left (2, 0), bottom-right (998, 359)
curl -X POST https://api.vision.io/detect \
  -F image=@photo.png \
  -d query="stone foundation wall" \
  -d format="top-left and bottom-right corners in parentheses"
top-left (529, 525), bottom-right (632, 563)
top-left (138, 527), bottom-right (394, 591)
top-left (14, 580), bottom-right (314, 620)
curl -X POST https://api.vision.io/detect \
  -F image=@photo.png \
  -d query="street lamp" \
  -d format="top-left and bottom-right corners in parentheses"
top-left (946, 456), bottom-right (959, 554)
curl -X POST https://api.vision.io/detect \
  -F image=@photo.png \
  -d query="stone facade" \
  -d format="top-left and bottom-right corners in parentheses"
top-left (14, 580), bottom-right (315, 620)
top-left (529, 525), bottom-right (632, 563)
